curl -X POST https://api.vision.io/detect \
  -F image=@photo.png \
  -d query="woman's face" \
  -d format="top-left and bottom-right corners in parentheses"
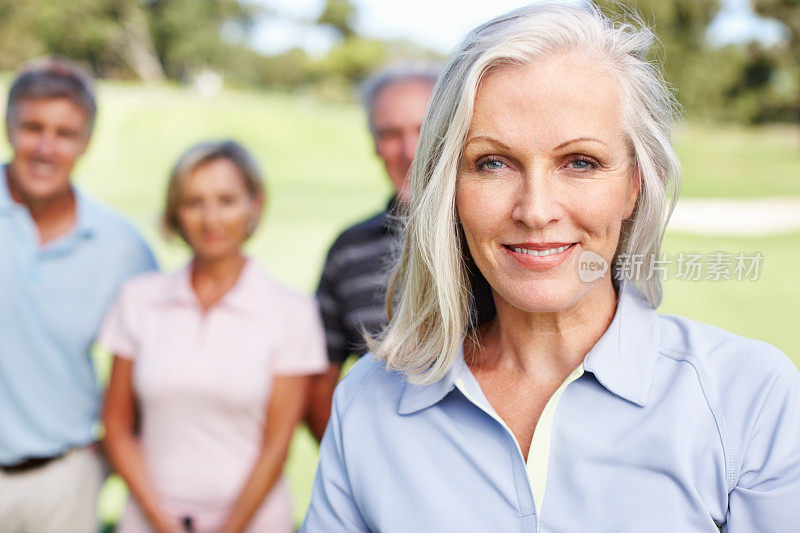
top-left (177, 157), bottom-right (260, 262)
top-left (456, 53), bottom-right (639, 314)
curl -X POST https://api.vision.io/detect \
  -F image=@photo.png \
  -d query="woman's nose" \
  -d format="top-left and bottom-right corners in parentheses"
top-left (511, 168), bottom-right (564, 228)
top-left (200, 204), bottom-right (222, 226)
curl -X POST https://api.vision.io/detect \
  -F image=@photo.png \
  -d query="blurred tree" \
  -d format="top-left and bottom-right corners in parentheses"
top-left (754, 0), bottom-right (800, 54)
top-left (115, 0), bottom-right (164, 82)
top-left (317, 0), bottom-right (357, 38)
top-left (0, 0), bottom-right (120, 74)
top-left (0, 0), bottom-right (440, 101)
top-left (753, 0), bottom-right (800, 122)
top-left (147, 0), bottom-right (257, 81)
top-left (317, 36), bottom-right (387, 81)
top-left (595, 0), bottom-right (798, 124)
top-left (225, 46), bottom-right (314, 89)
top-left (595, 0), bottom-right (723, 114)
top-left (310, 0), bottom-right (442, 98)
top-left (0, 0), bottom-right (259, 83)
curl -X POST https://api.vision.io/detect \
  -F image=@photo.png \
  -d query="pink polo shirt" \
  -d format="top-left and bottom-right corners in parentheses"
top-left (99, 259), bottom-right (327, 532)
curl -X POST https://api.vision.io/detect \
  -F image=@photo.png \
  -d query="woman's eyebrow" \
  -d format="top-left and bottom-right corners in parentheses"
top-left (553, 137), bottom-right (607, 150)
top-left (464, 135), bottom-right (513, 151)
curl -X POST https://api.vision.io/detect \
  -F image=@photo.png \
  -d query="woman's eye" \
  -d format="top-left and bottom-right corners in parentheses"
top-left (182, 198), bottom-right (202, 208)
top-left (566, 157), bottom-right (597, 171)
top-left (477, 158), bottom-right (505, 171)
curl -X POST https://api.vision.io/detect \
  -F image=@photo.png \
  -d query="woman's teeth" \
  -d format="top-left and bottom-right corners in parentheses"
top-left (510, 244), bottom-right (572, 256)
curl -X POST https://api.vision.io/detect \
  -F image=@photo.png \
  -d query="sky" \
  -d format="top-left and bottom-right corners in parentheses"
top-left (250, 0), bottom-right (788, 58)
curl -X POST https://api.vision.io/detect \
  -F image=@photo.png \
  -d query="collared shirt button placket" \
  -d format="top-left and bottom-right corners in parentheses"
top-left (454, 379), bottom-right (540, 530)
top-left (197, 307), bottom-right (213, 351)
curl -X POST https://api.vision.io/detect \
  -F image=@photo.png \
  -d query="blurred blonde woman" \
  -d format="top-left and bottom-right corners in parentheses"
top-left (101, 141), bottom-right (326, 533)
top-left (303, 3), bottom-right (800, 531)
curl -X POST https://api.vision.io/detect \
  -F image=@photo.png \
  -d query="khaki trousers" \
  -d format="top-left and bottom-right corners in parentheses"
top-left (0, 446), bottom-right (104, 533)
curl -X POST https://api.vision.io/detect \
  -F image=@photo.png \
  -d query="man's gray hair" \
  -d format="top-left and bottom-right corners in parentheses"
top-left (6, 57), bottom-right (97, 135)
top-left (369, 1), bottom-right (681, 385)
top-left (361, 62), bottom-right (440, 136)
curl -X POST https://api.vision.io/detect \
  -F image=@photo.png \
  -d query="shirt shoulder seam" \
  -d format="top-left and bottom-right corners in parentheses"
top-left (658, 348), bottom-right (738, 492)
top-left (338, 361), bottom-right (386, 424)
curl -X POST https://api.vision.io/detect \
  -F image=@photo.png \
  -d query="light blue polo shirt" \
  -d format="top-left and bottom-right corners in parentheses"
top-left (0, 173), bottom-right (156, 464)
top-left (303, 283), bottom-right (800, 532)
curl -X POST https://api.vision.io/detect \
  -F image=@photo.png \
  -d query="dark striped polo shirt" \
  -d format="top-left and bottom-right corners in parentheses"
top-left (316, 200), bottom-right (401, 364)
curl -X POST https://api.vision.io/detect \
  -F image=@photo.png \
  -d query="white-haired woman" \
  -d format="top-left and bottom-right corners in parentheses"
top-left (101, 141), bottom-right (327, 533)
top-left (302, 3), bottom-right (800, 531)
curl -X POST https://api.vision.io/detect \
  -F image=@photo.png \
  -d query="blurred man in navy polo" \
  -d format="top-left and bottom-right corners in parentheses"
top-left (0, 58), bottom-right (156, 532)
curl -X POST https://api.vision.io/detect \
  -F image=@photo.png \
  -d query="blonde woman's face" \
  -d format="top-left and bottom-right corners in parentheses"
top-left (456, 54), bottom-right (639, 314)
top-left (177, 158), bottom-right (260, 262)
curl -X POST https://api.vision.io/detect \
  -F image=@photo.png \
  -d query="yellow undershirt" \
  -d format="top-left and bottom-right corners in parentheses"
top-left (455, 363), bottom-right (585, 515)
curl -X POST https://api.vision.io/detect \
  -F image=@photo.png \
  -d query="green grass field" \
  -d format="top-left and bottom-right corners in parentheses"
top-left (1, 81), bottom-right (798, 528)
top-left (677, 123), bottom-right (800, 198)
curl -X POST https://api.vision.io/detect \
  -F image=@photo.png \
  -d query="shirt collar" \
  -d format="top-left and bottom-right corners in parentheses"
top-left (397, 281), bottom-right (660, 415)
top-left (582, 281), bottom-right (660, 407)
top-left (0, 167), bottom-right (16, 214)
top-left (72, 189), bottom-right (98, 239)
top-left (157, 263), bottom-right (196, 306)
top-left (397, 349), bottom-right (466, 415)
top-left (157, 258), bottom-right (265, 314)
top-left (383, 195), bottom-right (405, 235)
top-left (1, 165), bottom-right (96, 239)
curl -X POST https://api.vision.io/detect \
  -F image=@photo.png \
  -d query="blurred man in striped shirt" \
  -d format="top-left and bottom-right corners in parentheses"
top-left (306, 63), bottom-right (438, 441)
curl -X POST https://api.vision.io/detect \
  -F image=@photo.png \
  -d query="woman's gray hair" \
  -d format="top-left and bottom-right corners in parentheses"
top-left (163, 140), bottom-right (265, 242)
top-left (370, 1), bottom-right (681, 384)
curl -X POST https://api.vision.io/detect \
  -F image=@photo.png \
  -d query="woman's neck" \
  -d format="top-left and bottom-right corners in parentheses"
top-left (468, 279), bottom-right (618, 381)
top-left (190, 253), bottom-right (247, 310)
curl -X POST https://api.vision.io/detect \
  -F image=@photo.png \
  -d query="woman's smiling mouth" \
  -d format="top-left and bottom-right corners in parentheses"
top-left (502, 242), bottom-right (578, 270)
top-left (504, 243), bottom-right (577, 256)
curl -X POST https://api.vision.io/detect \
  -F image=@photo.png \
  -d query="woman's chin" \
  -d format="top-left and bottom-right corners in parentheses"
top-left (192, 247), bottom-right (242, 263)
top-left (495, 278), bottom-right (602, 315)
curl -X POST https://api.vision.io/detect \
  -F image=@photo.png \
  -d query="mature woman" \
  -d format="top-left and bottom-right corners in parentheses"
top-left (101, 141), bottom-right (327, 533)
top-left (302, 3), bottom-right (800, 532)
